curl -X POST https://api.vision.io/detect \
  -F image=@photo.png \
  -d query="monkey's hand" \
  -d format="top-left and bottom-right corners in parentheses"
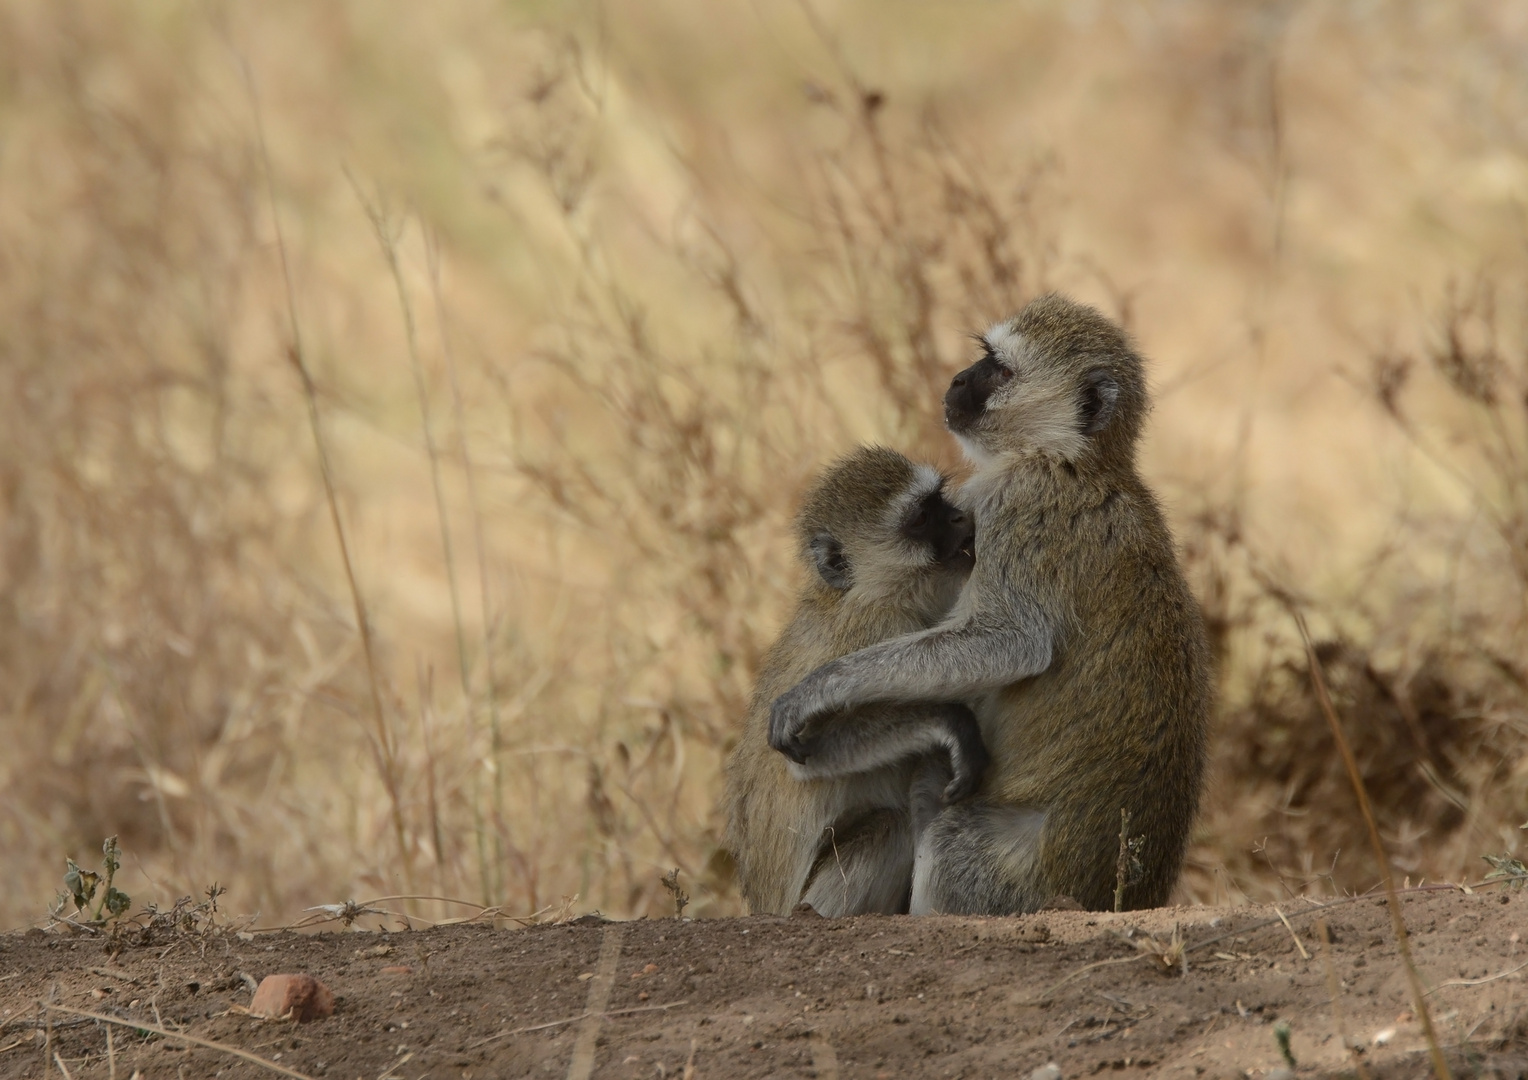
top-left (939, 703), bottom-right (991, 803)
top-left (768, 653), bottom-right (871, 759)
top-left (767, 689), bottom-right (817, 764)
top-left (767, 682), bottom-right (833, 764)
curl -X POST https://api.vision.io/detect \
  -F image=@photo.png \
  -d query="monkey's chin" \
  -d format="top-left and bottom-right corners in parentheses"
top-left (951, 431), bottom-right (995, 469)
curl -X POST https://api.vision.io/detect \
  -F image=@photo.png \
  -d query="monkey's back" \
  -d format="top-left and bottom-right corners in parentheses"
top-left (725, 593), bottom-right (933, 914)
top-left (979, 465), bottom-right (1211, 910)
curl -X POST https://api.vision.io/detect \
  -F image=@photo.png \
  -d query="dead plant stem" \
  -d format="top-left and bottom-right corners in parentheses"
top-left (1317, 917), bottom-right (1374, 1080)
top-left (353, 183), bottom-right (473, 915)
top-left (417, 662), bottom-right (447, 896)
top-left (1272, 906), bottom-right (1310, 959)
top-left (1114, 807), bottom-right (1131, 913)
top-left (241, 56), bottom-right (412, 890)
top-left (464, 1000), bottom-right (688, 1051)
top-left (351, 180), bottom-right (475, 711)
top-left (1293, 609), bottom-right (1452, 1079)
top-left (427, 228), bottom-right (512, 907)
top-left (43, 1003), bottom-right (315, 1080)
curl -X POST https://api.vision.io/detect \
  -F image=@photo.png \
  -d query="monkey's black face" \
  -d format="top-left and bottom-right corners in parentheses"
top-left (943, 351), bottom-right (1012, 435)
top-left (902, 489), bottom-right (976, 573)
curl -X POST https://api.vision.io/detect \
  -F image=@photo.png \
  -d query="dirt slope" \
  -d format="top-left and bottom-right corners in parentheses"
top-left (1, 889), bottom-right (1524, 1079)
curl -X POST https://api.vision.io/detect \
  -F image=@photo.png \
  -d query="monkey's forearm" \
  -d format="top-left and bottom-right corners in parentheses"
top-left (774, 620), bottom-right (1052, 729)
top-left (780, 702), bottom-right (990, 802)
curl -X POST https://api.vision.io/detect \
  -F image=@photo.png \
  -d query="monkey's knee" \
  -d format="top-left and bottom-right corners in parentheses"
top-left (910, 804), bottom-right (1048, 916)
top-left (801, 808), bottom-right (913, 917)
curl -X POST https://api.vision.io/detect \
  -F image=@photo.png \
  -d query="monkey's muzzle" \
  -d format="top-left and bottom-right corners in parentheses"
top-left (944, 352), bottom-right (1009, 434)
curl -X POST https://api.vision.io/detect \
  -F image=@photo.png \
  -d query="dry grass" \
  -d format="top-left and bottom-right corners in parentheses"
top-left (1, 1), bottom-right (1527, 927)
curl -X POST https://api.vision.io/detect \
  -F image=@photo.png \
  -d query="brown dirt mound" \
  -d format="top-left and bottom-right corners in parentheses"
top-left (2, 890), bottom-right (1524, 1079)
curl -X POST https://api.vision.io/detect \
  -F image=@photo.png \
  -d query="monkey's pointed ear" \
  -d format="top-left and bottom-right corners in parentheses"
top-left (809, 532), bottom-right (852, 590)
top-left (1080, 369), bottom-right (1120, 435)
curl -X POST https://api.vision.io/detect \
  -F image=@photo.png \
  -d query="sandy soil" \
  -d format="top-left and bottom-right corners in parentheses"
top-left (1, 888), bottom-right (1524, 1079)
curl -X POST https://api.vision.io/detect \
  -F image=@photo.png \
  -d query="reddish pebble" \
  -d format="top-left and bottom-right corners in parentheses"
top-left (250, 974), bottom-right (335, 1022)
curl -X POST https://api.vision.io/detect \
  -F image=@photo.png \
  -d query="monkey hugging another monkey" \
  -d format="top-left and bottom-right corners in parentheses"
top-left (724, 294), bottom-right (1212, 917)
top-left (724, 446), bottom-right (987, 916)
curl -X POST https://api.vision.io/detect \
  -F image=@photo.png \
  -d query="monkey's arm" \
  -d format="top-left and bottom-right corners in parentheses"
top-left (781, 701), bottom-right (991, 803)
top-left (768, 603), bottom-right (1053, 752)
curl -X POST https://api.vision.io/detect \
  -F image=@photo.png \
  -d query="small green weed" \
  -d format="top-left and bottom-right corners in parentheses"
top-left (57, 836), bottom-right (131, 927)
top-left (1274, 1020), bottom-right (1296, 1069)
top-left (1482, 853), bottom-right (1528, 889)
top-left (660, 868), bottom-right (689, 917)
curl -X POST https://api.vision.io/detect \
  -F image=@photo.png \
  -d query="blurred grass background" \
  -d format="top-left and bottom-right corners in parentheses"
top-left (2, 0), bottom-right (1526, 927)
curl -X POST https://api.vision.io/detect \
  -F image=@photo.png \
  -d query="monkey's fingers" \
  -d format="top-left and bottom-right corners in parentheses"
top-left (773, 736), bottom-right (810, 765)
top-left (942, 773), bottom-right (979, 803)
top-left (767, 695), bottom-right (811, 761)
top-left (942, 738), bottom-right (992, 803)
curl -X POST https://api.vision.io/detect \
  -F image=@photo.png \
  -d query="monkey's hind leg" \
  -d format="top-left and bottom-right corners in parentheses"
top-left (800, 807), bottom-right (914, 917)
top-left (909, 760), bottom-right (1048, 916)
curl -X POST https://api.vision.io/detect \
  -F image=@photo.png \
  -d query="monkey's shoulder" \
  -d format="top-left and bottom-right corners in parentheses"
top-left (748, 595), bottom-right (909, 700)
top-left (975, 471), bottom-right (1159, 569)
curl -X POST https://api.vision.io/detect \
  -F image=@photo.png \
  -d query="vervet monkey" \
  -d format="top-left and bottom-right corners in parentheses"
top-left (724, 446), bottom-right (988, 916)
top-left (769, 295), bottom-right (1212, 914)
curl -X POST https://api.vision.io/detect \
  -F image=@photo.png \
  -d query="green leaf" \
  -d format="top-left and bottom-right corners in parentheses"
top-left (1482, 853), bottom-right (1528, 889)
top-left (64, 859), bottom-right (99, 912)
top-left (104, 887), bottom-right (131, 918)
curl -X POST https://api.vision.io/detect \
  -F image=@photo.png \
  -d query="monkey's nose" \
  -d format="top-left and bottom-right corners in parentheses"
top-left (950, 372), bottom-right (968, 388)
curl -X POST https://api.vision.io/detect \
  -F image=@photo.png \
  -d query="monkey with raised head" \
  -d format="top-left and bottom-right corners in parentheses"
top-left (724, 446), bottom-right (989, 916)
top-left (769, 295), bottom-right (1212, 914)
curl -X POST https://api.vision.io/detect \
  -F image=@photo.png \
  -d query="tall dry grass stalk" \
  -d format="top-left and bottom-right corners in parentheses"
top-left (1295, 609), bottom-right (1451, 1079)
top-left (1, 1), bottom-right (1526, 927)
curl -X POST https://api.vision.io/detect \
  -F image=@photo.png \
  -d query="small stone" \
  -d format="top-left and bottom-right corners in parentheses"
top-left (791, 902), bottom-right (823, 919)
top-left (250, 974), bottom-right (335, 1022)
top-left (379, 965), bottom-right (412, 975)
top-left (1038, 895), bottom-right (1083, 912)
top-left (1029, 1063), bottom-right (1063, 1080)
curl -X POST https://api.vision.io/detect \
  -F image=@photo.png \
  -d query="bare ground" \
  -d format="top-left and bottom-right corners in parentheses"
top-left (1, 889), bottom-right (1524, 1080)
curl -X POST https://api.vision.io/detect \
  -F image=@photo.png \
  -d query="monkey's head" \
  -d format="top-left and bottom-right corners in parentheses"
top-left (795, 446), bottom-right (975, 605)
top-left (943, 294), bottom-right (1147, 470)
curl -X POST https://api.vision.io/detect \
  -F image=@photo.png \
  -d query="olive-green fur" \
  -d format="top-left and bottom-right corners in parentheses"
top-left (956, 295), bottom-right (1210, 911)
top-left (724, 447), bottom-right (966, 915)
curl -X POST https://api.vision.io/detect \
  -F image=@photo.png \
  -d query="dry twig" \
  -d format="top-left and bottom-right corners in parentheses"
top-left (42, 1003), bottom-right (315, 1080)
